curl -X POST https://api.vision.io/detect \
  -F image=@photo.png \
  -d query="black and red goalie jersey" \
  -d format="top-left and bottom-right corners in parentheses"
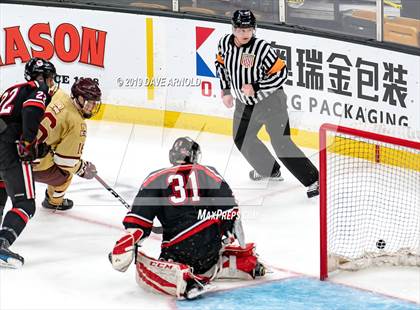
top-left (123, 163), bottom-right (238, 274)
top-left (0, 80), bottom-right (51, 143)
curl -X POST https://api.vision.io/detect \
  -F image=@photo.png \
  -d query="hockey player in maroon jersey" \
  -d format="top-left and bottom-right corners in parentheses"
top-left (109, 137), bottom-right (265, 299)
top-left (0, 57), bottom-right (56, 268)
top-left (33, 78), bottom-right (101, 211)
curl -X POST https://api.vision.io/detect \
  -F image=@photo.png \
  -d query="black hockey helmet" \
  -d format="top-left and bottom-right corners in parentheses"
top-left (24, 57), bottom-right (56, 81)
top-left (231, 10), bottom-right (256, 29)
top-left (169, 137), bottom-right (201, 165)
top-left (71, 78), bottom-right (102, 118)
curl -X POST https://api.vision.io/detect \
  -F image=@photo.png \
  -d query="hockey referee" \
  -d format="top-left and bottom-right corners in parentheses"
top-left (215, 10), bottom-right (319, 198)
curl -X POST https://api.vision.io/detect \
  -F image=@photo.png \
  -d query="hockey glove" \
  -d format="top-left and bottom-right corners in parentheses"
top-left (233, 218), bottom-right (246, 248)
top-left (16, 139), bottom-right (36, 161)
top-left (76, 160), bottom-right (97, 179)
top-left (36, 142), bottom-right (51, 159)
top-left (16, 140), bottom-right (50, 161)
top-left (221, 208), bottom-right (245, 248)
top-left (109, 228), bottom-right (144, 272)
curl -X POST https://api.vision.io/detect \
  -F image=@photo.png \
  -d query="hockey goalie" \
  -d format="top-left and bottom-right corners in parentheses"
top-left (109, 137), bottom-right (266, 299)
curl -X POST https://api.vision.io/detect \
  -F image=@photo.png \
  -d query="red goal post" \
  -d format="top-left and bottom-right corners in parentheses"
top-left (319, 123), bottom-right (420, 280)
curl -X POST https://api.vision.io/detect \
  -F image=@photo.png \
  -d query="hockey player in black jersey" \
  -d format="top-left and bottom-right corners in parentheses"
top-left (0, 181), bottom-right (6, 224)
top-left (0, 57), bottom-right (56, 268)
top-left (109, 137), bottom-right (265, 299)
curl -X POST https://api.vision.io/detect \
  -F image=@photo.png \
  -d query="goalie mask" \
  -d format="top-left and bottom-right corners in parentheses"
top-left (169, 137), bottom-right (201, 165)
top-left (71, 78), bottom-right (102, 119)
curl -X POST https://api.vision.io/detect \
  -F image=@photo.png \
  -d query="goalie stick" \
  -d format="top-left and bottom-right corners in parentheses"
top-left (94, 175), bottom-right (163, 234)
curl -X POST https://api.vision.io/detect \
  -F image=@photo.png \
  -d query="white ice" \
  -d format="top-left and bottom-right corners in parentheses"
top-left (0, 120), bottom-right (419, 309)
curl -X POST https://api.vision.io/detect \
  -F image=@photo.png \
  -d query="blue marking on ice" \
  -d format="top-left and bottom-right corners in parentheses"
top-left (177, 277), bottom-right (419, 310)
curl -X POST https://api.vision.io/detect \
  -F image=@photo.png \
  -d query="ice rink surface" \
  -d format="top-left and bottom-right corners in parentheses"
top-left (0, 121), bottom-right (419, 309)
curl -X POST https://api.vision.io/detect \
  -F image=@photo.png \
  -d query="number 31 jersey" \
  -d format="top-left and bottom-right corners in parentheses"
top-left (123, 164), bottom-right (239, 272)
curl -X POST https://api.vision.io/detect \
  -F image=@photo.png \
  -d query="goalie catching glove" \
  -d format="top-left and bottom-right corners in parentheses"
top-left (109, 228), bottom-right (144, 272)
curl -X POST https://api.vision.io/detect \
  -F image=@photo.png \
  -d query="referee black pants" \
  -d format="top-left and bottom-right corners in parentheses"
top-left (233, 89), bottom-right (319, 187)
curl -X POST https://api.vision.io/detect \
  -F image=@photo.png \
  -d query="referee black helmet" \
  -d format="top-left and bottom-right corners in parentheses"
top-left (231, 10), bottom-right (256, 29)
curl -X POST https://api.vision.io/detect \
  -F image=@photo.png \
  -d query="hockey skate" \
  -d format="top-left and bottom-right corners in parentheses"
top-left (307, 181), bottom-right (319, 198)
top-left (249, 169), bottom-right (284, 181)
top-left (184, 280), bottom-right (213, 300)
top-left (252, 261), bottom-right (266, 278)
top-left (0, 238), bottom-right (24, 268)
top-left (42, 194), bottom-right (74, 211)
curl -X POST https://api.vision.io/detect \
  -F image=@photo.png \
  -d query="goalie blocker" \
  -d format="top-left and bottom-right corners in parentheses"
top-left (109, 137), bottom-right (266, 299)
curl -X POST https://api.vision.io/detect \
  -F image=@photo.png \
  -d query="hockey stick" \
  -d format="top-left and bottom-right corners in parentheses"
top-left (94, 175), bottom-right (163, 234)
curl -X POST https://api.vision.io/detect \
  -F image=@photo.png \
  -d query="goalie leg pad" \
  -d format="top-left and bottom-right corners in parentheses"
top-left (217, 243), bottom-right (264, 280)
top-left (135, 251), bottom-right (194, 298)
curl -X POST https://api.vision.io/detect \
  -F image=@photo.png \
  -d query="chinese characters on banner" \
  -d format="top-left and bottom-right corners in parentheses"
top-left (271, 42), bottom-right (410, 127)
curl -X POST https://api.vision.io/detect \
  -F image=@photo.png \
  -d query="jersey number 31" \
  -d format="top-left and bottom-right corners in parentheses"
top-left (168, 172), bottom-right (200, 204)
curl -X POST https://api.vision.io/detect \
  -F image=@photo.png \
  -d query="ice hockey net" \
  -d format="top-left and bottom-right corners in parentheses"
top-left (319, 124), bottom-right (420, 280)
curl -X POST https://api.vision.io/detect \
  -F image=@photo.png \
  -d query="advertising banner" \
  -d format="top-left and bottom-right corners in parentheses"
top-left (1, 3), bottom-right (419, 136)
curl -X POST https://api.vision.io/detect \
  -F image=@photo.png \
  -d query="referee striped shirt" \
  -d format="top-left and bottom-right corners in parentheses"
top-left (215, 34), bottom-right (288, 105)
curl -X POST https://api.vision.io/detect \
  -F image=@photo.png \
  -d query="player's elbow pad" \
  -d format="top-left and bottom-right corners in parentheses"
top-left (53, 154), bottom-right (80, 169)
